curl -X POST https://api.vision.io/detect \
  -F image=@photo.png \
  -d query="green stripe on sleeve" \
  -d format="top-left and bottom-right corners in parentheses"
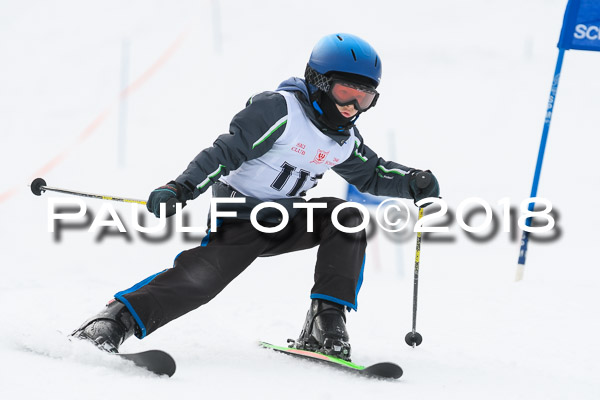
top-left (377, 165), bottom-right (407, 176)
top-left (198, 164), bottom-right (227, 189)
top-left (252, 117), bottom-right (287, 149)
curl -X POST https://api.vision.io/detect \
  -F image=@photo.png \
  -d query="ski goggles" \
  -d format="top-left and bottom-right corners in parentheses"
top-left (329, 80), bottom-right (379, 112)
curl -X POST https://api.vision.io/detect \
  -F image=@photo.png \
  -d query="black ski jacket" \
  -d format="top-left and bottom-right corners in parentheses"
top-left (175, 77), bottom-right (416, 223)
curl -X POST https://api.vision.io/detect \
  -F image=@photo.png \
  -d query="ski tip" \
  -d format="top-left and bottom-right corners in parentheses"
top-left (117, 350), bottom-right (177, 377)
top-left (363, 362), bottom-right (403, 379)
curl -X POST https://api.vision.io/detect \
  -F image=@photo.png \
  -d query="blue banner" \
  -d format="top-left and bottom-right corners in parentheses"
top-left (558, 0), bottom-right (600, 51)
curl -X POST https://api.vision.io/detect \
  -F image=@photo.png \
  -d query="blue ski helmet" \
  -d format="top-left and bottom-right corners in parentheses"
top-left (307, 33), bottom-right (382, 87)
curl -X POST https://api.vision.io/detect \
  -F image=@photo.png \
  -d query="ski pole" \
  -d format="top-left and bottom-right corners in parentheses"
top-left (30, 177), bottom-right (178, 213)
top-left (405, 171), bottom-right (432, 348)
top-left (30, 177), bottom-right (146, 204)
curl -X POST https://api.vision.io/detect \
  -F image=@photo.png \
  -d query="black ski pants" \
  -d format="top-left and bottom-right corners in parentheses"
top-left (115, 197), bottom-right (367, 338)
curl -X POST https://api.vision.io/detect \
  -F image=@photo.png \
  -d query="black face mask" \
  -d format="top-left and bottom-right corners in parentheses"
top-left (312, 90), bottom-right (358, 131)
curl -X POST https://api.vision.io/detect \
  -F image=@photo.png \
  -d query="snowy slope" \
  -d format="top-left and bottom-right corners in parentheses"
top-left (1, 0), bottom-right (599, 399)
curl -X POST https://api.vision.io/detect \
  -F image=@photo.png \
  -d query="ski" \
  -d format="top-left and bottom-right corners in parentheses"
top-left (259, 341), bottom-right (403, 379)
top-left (68, 333), bottom-right (176, 377)
top-left (114, 350), bottom-right (176, 377)
top-left (26, 335), bottom-right (177, 378)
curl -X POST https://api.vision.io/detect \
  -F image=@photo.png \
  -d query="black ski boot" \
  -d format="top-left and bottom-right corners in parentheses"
top-left (71, 299), bottom-right (138, 353)
top-left (290, 299), bottom-right (352, 361)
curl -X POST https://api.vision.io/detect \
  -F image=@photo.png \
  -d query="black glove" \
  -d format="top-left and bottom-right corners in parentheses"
top-left (146, 181), bottom-right (192, 218)
top-left (409, 170), bottom-right (440, 204)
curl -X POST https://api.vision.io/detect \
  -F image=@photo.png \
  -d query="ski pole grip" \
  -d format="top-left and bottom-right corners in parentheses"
top-left (165, 197), bottom-right (179, 217)
top-left (414, 171), bottom-right (432, 189)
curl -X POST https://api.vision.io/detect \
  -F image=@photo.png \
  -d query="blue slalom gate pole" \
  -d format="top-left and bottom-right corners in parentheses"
top-left (516, 48), bottom-right (565, 280)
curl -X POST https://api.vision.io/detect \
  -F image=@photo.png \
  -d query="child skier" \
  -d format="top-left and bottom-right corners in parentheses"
top-left (73, 33), bottom-right (440, 361)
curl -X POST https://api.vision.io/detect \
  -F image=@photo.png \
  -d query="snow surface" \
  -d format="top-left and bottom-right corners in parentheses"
top-left (1, 0), bottom-right (599, 399)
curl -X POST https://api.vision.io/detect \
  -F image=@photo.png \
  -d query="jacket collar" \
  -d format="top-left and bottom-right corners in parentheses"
top-left (276, 77), bottom-right (352, 146)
